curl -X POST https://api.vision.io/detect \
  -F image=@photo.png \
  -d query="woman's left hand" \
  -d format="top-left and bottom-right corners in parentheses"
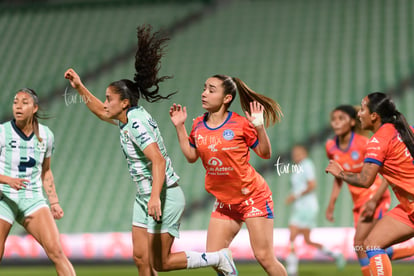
top-left (51, 204), bottom-right (64, 220)
top-left (148, 196), bottom-right (162, 222)
top-left (245, 101), bottom-right (264, 127)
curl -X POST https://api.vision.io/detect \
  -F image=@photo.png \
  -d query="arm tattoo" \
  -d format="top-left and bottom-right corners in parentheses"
top-left (341, 163), bottom-right (379, 188)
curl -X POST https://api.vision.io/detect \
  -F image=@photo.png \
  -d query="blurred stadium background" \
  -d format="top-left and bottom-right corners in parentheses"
top-left (1, 0), bottom-right (414, 273)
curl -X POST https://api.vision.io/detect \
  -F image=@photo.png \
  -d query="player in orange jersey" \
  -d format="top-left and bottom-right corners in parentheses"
top-left (170, 75), bottom-right (287, 276)
top-left (326, 105), bottom-right (414, 275)
top-left (326, 93), bottom-right (414, 276)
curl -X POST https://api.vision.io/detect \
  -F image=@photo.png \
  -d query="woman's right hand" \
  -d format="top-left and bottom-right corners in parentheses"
top-left (8, 177), bottom-right (29, 190)
top-left (64, 68), bottom-right (82, 89)
top-left (169, 103), bottom-right (187, 126)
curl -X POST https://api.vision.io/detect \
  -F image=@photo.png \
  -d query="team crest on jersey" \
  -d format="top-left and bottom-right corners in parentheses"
top-left (351, 151), bottom-right (359, 160)
top-left (121, 130), bottom-right (130, 143)
top-left (37, 141), bottom-right (46, 152)
top-left (222, 129), bottom-right (234, 140)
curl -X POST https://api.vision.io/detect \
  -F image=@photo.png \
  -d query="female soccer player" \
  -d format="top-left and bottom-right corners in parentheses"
top-left (325, 104), bottom-right (414, 276)
top-left (326, 93), bottom-right (414, 276)
top-left (0, 89), bottom-right (75, 275)
top-left (286, 144), bottom-right (345, 275)
top-left (169, 75), bottom-right (287, 276)
top-left (65, 25), bottom-right (236, 276)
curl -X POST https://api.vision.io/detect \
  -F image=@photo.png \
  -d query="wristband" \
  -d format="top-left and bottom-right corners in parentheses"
top-left (251, 112), bottom-right (264, 127)
top-left (50, 202), bottom-right (59, 206)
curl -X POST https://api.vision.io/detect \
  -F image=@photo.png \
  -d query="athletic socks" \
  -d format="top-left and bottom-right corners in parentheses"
top-left (387, 244), bottom-right (414, 260)
top-left (358, 257), bottom-right (371, 276)
top-left (367, 249), bottom-right (392, 276)
top-left (185, 251), bottom-right (220, 269)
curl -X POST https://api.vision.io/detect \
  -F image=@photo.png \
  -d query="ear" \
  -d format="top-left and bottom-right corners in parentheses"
top-left (223, 94), bottom-right (233, 105)
top-left (33, 104), bottom-right (39, 114)
top-left (350, 118), bottom-right (356, 127)
top-left (121, 98), bottom-right (130, 110)
top-left (370, 112), bottom-right (379, 121)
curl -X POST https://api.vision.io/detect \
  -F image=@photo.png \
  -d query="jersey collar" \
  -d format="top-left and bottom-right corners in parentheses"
top-left (335, 131), bottom-right (354, 153)
top-left (11, 119), bottom-right (34, 141)
top-left (203, 111), bottom-right (232, 130)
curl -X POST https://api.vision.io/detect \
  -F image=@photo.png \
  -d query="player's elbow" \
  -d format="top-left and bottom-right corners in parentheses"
top-left (186, 156), bottom-right (198, 163)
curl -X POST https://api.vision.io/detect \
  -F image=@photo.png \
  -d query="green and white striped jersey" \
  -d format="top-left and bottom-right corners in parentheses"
top-left (119, 106), bottom-right (179, 195)
top-left (0, 120), bottom-right (54, 199)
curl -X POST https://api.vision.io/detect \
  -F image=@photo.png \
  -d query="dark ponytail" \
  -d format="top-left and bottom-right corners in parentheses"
top-left (109, 24), bottom-right (175, 107)
top-left (367, 92), bottom-right (414, 158)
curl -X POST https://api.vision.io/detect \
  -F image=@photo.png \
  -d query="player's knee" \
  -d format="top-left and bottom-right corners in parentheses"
top-left (44, 243), bottom-right (66, 263)
top-left (254, 249), bottom-right (275, 267)
top-left (133, 252), bottom-right (148, 268)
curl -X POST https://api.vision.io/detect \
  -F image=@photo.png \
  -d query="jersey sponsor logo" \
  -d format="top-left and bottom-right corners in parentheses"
top-left (148, 118), bottom-right (158, 129)
top-left (222, 129), bottom-right (234, 140)
top-left (208, 144), bottom-right (218, 152)
top-left (206, 157), bottom-right (234, 176)
top-left (8, 140), bottom-right (17, 148)
top-left (7, 140), bottom-right (35, 150)
top-left (351, 151), bottom-right (359, 160)
top-left (207, 157), bottom-right (223, 166)
top-left (132, 121), bottom-right (140, 129)
top-left (222, 146), bottom-right (239, 151)
top-left (370, 137), bottom-right (380, 143)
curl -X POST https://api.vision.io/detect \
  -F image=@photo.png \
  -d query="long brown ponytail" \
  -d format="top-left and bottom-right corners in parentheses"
top-left (212, 74), bottom-right (283, 127)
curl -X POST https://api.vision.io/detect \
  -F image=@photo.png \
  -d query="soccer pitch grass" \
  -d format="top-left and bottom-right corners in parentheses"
top-left (1, 262), bottom-right (414, 275)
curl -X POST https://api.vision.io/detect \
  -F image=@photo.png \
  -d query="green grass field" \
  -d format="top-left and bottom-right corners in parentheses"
top-left (1, 262), bottom-right (414, 276)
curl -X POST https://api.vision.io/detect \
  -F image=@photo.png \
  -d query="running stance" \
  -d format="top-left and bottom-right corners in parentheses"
top-left (170, 75), bottom-right (287, 276)
top-left (326, 93), bottom-right (414, 276)
top-left (65, 25), bottom-right (236, 276)
top-left (326, 105), bottom-right (414, 276)
top-left (0, 88), bottom-right (76, 275)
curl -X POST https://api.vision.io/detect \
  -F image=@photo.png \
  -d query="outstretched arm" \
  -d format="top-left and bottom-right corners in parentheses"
top-left (169, 104), bottom-right (199, 163)
top-left (245, 101), bottom-right (271, 159)
top-left (325, 160), bottom-right (379, 188)
top-left (64, 68), bottom-right (116, 125)
top-left (41, 157), bottom-right (64, 220)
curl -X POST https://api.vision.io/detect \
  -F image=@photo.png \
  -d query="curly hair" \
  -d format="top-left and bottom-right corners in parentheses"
top-left (109, 24), bottom-right (175, 106)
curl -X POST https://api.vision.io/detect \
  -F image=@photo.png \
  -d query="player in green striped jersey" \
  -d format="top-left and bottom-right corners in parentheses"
top-left (64, 25), bottom-right (237, 276)
top-left (0, 89), bottom-right (75, 275)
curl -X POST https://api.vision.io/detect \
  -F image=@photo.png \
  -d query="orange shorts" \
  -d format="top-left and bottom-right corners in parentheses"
top-left (211, 189), bottom-right (274, 222)
top-left (386, 204), bottom-right (414, 229)
top-left (353, 196), bottom-right (390, 226)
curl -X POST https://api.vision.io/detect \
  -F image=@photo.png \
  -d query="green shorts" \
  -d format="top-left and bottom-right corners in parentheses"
top-left (289, 203), bottom-right (319, 229)
top-left (133, 185), bottom-right (185, 238)
top-left (0, 193), bottom-right (48, 225)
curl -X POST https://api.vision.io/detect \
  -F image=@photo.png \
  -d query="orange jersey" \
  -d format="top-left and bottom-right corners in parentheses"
top-left (326, 132), bottom-right (390, 208)
top-left (189, 111), bottom-right (268, 204)
top-left (364, 123), bottom-right (414, 214)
